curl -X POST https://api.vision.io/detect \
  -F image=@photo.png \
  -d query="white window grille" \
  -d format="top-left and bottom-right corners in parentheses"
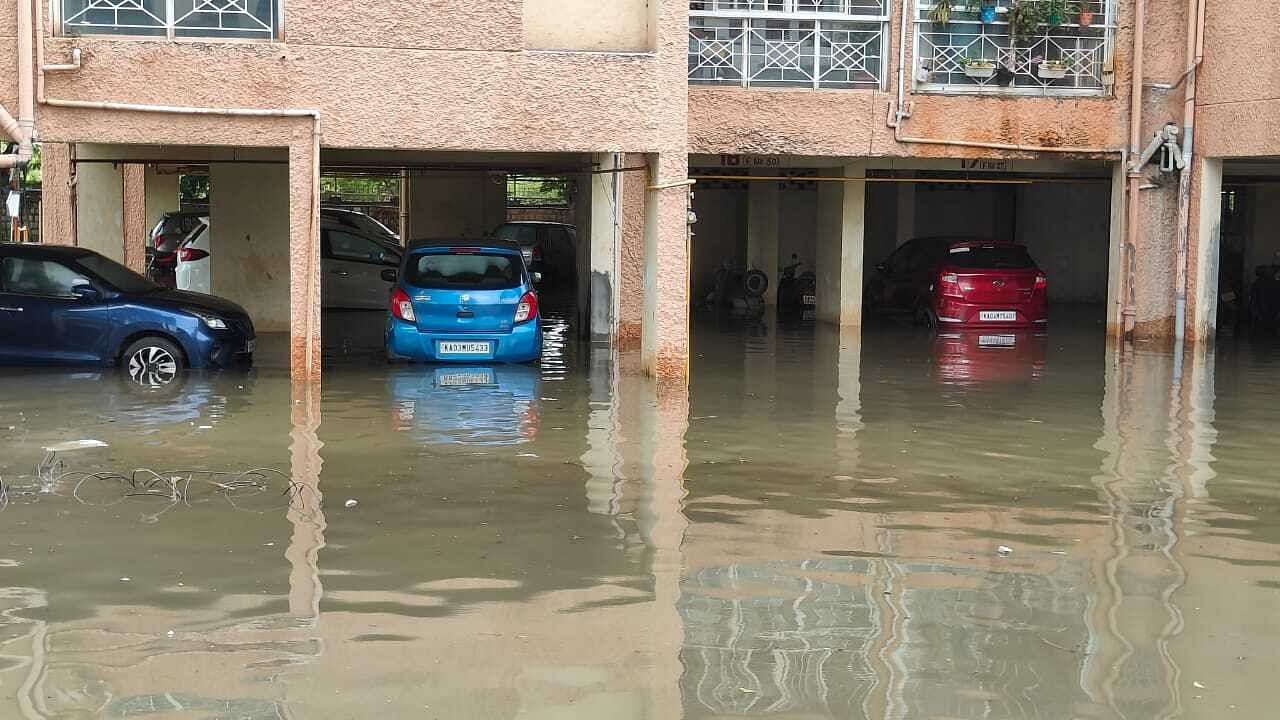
top-left (914, 0), bottom-right (1115, 95)
top-left (60, 0), bottom-right (280, 40)
top-left (689, 1), bottom-right (890, 90)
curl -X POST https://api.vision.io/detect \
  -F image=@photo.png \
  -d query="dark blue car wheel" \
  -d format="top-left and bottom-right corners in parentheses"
top-left (123, 337), bottom-right (185, 387)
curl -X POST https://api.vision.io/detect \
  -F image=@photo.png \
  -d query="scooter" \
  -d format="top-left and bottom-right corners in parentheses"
top-left (777, 254), bottom-right (817, 320)
top-left (704, 261), bottom-right (768, 319)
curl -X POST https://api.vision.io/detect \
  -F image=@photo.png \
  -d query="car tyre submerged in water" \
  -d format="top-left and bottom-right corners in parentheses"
top-left (123, 337), bottom-right (185, 387)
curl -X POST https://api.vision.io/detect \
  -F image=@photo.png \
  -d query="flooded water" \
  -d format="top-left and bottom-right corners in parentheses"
top-left (2, 309), bottom-right (1279, 719)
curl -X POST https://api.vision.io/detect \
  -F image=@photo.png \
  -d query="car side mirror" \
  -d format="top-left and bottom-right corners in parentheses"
top-left (531, 271), bottom-right (543, 285)
top-left (71, 283), bottom-right (101, 302)
top-left (380, 268), bottom-right (398, 282)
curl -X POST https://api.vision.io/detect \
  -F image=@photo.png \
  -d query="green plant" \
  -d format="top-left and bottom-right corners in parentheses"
top-left (1044, 0), bottom-right (1078, 27)
top-left (928, 0), bottom-right (952, 24)
top-left (1008, 0), bottom-right (1046, 44)
top-left (963, 56), bottom-right (997, 67)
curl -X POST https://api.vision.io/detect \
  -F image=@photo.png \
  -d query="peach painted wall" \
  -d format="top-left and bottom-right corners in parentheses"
top-left (1195, 0), bottom-right (1280, 159)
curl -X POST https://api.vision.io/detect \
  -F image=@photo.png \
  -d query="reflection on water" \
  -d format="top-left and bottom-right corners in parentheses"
top-left (2, 313), bottom-right (1280, 718)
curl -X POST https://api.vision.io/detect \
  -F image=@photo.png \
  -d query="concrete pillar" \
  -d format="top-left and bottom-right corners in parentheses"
top-left (144, 165), bottom-right (180, 226)
top-left (121, 164), bottom-right (148, 273)
top-left (573, 169), bottom-right (593, 339)
top-left (289, 140), bottom-right (321, 381)
top-left (640, 153), bottom-right (690, 381)
top-left (617, 153), bottom-right (647, 350)
top-left (74, 161), bottom-right (123, 263)
top-left (1187, 157), bottom-right (1223, 344)
top-left (814, 164), bottom-right (866, 327)
top-left (589, 153), bottom-right (622, 342)
top-left (39, 142), bottom-right (75, 246)
top-left (746, 179), bottom-right (780, 304)
top-left (210, 161), bottom-right (290, 332)
top-left (407, 172), bottom-right (505, 239)
top-left (895, 181), bottom-right (915, 247)
top-left (483, 171), bottom-right (507, 233)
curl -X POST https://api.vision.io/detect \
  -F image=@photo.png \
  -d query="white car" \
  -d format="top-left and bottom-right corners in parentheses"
top-left (174, 217), bottom-right (211, 294)
top-left (174, 215), bottom-right (401, 309)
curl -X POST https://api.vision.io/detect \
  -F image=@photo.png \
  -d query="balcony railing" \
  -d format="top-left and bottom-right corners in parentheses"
top-left (60, 0), bottom-right (280, 40)
top-left (689, 1), bottom-right (889, 90)
top-left (914, 1), bottom-right (1114, 95)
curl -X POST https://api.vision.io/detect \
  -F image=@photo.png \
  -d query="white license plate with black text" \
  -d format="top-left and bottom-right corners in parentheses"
top-left (439, 341), bottom-right (492, 355)
top-left (978, 334), bottom-right (1016, 347)
top-left (979, 311), bottom-right (1018, 322)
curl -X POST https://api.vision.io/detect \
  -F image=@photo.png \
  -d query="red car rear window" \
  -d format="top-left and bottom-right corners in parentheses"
top-left (947, 246), bottom-right (1036, 269)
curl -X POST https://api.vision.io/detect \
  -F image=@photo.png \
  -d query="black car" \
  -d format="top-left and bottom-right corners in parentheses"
top-left (0, 244), bottom-right (254, 385)
top-left (491, 221), bottom-right (577, 286)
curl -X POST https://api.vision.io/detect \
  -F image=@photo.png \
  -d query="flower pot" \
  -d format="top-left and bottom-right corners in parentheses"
top-left (1037, 64), bottom-right (1068, 79)
top-left (964, 63), bottom-right (997, 79)
top-left (980, 6), bottom-right (997, 23)
top-left (1078, 10), bottom-right (1094, 26)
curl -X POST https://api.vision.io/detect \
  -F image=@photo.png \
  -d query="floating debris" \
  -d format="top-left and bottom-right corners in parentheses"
top-left (344, 499), bottom-right (359, 509)
top-left (997, 545), bottom-right (1014, 557)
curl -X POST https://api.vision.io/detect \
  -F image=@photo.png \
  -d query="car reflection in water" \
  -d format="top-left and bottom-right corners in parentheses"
top-left (387, 365), bottom-right (540, 446)
top-left (932, 331), bottom-right (1048, 386)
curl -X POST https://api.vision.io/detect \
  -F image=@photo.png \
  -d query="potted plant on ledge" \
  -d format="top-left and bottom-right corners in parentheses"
top-left (1037, 59), bottom-right (1069, 79)
top-left (963, 57), bottom-right (998, 79)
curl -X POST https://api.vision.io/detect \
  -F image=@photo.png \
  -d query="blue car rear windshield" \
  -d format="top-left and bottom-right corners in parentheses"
top-left (406, 252), bottom-right (521, 290)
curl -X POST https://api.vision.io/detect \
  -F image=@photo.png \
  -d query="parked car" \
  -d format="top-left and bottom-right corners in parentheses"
top-left (175, 216), bottom-right (211, 294)
top-left (491, 221), bottom-right (577, 287)
top-left (385, 240), bottom-right (542, 364)
top-left (387, 365), bottom-right (540, 446)
top-left (322, 206), bottom-right (401, 244)
top-left (146, 210), bottom-right (206, 287)
top-left (867, 238), bottom-right (1047, 330)
top-left (173, 213), bottom-right (403, 309)
top-left (0, 243), bottom-right (255, 384)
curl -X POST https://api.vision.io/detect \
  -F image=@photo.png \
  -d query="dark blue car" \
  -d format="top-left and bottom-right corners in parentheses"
top-left (0, 243), bottom-right (255, 385)
top-left (386, 240), bottom-right (542, 364)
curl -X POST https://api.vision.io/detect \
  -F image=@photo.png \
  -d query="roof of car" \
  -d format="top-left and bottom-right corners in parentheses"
top-left (406, 238), bottom-right (524, 253)
top-left (0, 242), bottom-right (94, 258)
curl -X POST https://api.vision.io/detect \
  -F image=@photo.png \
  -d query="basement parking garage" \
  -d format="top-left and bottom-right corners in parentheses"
top-left (688, 156), bottom-right (1119, 374)
top-left (1214, 160), bottom-right (1280, 338)
top-left (69, 145), bottom-right (634, 371)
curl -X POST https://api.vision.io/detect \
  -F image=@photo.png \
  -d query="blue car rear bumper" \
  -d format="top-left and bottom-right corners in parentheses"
top-left (386, 317), bottom-right (542, 363)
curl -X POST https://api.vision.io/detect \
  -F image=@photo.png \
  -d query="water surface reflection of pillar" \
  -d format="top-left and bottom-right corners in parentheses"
top-left (287, 379), bottom-right (326, 623)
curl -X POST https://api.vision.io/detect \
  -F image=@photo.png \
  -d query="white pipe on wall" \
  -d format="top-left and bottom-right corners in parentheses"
top-left (0, 0), bottom-right (35, 169)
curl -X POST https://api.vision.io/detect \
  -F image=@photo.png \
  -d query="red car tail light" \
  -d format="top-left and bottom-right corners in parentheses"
top-left (177, 247), bottom-right (209, 262)
top-left (1034, 274), bottom-right (1047, 291)
top-left (514, 291), bottom-right (538, 324)
top-left (390, 287), bottom-right (416, 322)
top-left (938, 273), bottom-right (963, 298)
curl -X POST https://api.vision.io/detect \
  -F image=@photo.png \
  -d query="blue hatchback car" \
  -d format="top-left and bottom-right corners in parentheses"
top-left (385, 240), bottom-right (542, 364)
top-left (0, 243), bottom-right (255, 385)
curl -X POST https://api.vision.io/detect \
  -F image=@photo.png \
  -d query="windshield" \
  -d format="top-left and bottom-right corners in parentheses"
top-left (74, 253), bottom-right (159, 293)
top-left (405, 252), bottom-right (522, 290)
top-left (492, 224), bottom-right (539, 246)
top-left (947, 245), bottom-right (1036, 270)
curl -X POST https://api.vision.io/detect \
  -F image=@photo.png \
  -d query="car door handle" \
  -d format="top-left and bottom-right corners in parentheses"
top-left (330, 270), bottom-right (350, 277)
top-left (0, 307), bottom-right (23, 313)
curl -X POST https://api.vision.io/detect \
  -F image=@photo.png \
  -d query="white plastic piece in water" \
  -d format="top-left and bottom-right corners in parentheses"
top-left (996, 545), bottom-right (1013, 557)
top-left (42, 439), bottom-right (108, 452)
top-left (344, 499), bottom-right (359, 509)
top-left (119, 577), bottom-right (131, 582)
top-left (1193, 681), bottom-right (1206, 689)
top-left (166, 630), bottom-right (176, 638)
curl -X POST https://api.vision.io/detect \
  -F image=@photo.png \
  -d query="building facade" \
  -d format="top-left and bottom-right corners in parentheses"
top-left (2, 0), bottom-right (1276, 381)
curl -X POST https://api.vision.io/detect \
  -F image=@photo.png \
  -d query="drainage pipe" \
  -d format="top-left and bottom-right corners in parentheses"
top-left (1118, 0), bottom-right (1147, 342)
top-left (0, 0), bottom-right (35, 169)
top-left (33, 0), bottom-right (324, 376)
top-left (1173, 0), bottom-right (1207, 342)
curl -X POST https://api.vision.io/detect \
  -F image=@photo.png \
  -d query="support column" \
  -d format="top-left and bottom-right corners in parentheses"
top-left (289, 138), bottom-right (321, 382)
top-left (211, 161), bottom-right (290, 330)
top-left (640, 153), bottom-right (690, 381)
top-left (144, 165), bottom-right (180, 227)
top-left (1107, 160), bottom-right (1127, 339)
top-left (39, 142), bottom-right (75, 246)
top-left (121, 164), bottom-right (148, 273)
top-left (1187, 157), bottom-right (1223, 344)
top-left (589, 152), bottom-right (622, 342)
top-left (746, 178), bottom-right (780, 304)
top-left (74, 160), bottom-right (123, 263)
top-left (814, 164), bottom-right (866, 327)
top-left (617, 154), bottom-right (647, 350)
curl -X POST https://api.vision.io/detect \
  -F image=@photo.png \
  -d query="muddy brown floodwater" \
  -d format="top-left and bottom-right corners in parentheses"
top-left (1, 310), bottom-right (1279, 719)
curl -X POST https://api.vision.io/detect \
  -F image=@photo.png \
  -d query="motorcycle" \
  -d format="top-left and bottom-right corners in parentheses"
top-left (704, 260), bottom-right (768, 319)
top-left (777, 254), bottom-right (816, 320)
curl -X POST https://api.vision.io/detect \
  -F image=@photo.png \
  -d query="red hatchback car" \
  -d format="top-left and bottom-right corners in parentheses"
top-left (868, 238), bottom-right (1048, 330)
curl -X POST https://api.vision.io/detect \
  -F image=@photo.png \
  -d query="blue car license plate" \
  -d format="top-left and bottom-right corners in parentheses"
top-left (438, 340), bottom-right (492, 357)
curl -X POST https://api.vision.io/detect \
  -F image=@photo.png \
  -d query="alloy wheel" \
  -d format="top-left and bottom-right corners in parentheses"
top-left (127, 346), bottom-right (179, 386)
